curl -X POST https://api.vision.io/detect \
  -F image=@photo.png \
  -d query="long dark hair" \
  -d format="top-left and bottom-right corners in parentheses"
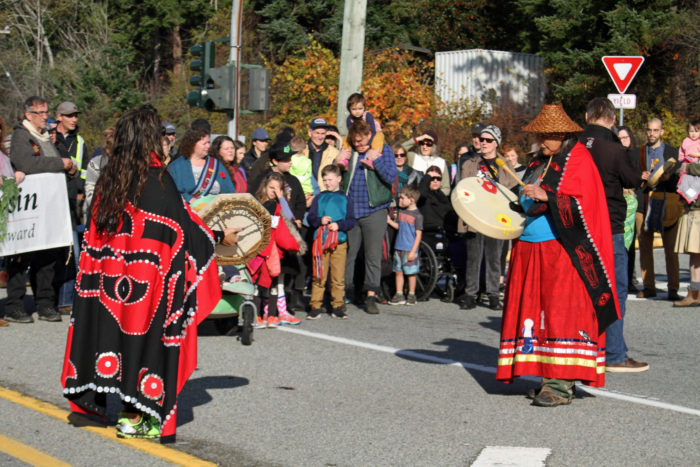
top-left (93, 105), bottom-right (165, 234)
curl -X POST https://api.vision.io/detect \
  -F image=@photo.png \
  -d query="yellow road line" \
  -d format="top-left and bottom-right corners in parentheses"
top-left (0, 386), bottom-right (216, 467)
top-left (0, 433), bottom-right (73, 467)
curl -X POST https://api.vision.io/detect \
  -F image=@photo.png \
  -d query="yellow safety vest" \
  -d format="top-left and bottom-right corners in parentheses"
top-left (72, 135), bottom-right (86, 180)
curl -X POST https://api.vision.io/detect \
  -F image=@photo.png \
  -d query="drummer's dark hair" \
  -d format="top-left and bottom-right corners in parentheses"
top-left (92, 105), bottom-right (165, 235)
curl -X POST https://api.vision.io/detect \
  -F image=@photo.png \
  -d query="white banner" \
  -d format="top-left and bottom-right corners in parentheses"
top-left (0, 173), bottom-right (73, 256)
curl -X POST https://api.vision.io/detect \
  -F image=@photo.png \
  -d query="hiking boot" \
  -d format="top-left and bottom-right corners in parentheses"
top-left (488, 296), bottom-right (502, 310)
top-left (287, 290), bottom-right (306, 313)
top-left (331, 305), bottom-right (348, 319)
top-left (116, 413), bottom-right (161, 439)
top-left (37, 307), bottom-right (62, 322)
top-left (58, 305), bottom-right (72, 315)
top-left (673, 289), bottom-right (700, 307)
top-left (4, 308), bottom-right (33, 323)
top-left (388, 293), bottom-right (405, 306)
top-left (405, 294), bottom-right (417, 306)
top-left (0, 318), bottom-right (8, 327)
top-left (364, 295), bottom-right (380, 314)
top-left (531, 386), bottom-right (573, 407)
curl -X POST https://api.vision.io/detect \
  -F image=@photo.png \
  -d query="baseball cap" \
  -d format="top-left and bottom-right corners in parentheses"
top-left (57, 102), bottom-right (80, 115)
top-left (161, 121), bottom-right (176, 135)
top-left (251, 128), bottom-right (270, 141)
top-left (471, 122), bottom-right (485, 135)
top-left (269, 141), bottom-right (293, 161)
top-left (309, 117), bottom-right (329, 130)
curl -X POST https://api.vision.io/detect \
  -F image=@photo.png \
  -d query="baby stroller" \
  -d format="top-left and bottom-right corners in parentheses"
top-left (209, 266), bottom-right (257, 345)
top-left (191, 193), bottom-right (273, 346)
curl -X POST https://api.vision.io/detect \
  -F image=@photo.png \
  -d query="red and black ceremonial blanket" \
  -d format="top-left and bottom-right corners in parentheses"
top-left (525, 142), bottom-right (620, 333)
top-left (61, 166), bottom-right (221, 438)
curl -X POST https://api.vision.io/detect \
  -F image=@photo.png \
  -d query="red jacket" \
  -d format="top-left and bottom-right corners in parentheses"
top-left (249, 202), bottom-right (299, 287)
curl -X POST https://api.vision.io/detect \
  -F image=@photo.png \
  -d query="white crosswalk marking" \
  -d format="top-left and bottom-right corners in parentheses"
top-left (471, 446), bottom-right (551, 466)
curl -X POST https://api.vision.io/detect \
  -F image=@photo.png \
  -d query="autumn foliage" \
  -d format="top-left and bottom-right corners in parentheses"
top-left (265, 41), bottom-right (437, 141)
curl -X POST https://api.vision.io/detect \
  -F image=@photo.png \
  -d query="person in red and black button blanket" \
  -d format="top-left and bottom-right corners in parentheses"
top-left (62, 106), bottom-right (235, 441)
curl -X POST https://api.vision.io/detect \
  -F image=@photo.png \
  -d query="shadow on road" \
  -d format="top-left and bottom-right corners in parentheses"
top-left (178, 375), bottom-right (249, 428)
top-left (394, 338), bottom-right (540, 397)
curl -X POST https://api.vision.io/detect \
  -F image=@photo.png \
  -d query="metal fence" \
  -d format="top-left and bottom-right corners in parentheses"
top-left (435, 49), bottom-right (546, 116)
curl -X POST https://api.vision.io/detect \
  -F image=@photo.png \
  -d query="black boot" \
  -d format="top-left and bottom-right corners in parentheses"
top-left (287, 290), bottom-right (306, 313)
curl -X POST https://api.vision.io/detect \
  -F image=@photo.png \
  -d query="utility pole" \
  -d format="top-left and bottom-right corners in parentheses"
top-left (229, 0), bottom-right (243, 139)
top-left (336, 0), bottom-right (367, 136)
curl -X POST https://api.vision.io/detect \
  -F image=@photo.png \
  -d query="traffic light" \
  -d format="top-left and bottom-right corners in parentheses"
top-left (187, 41), bottom-right (215, 108)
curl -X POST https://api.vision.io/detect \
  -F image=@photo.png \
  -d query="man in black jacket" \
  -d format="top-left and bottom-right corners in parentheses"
top-left (580, 97), bottom-right (647, 373)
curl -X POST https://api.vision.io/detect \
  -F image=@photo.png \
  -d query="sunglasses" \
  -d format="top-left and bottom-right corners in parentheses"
top-left (419, 140), bottom-right (434, 147)
top-left (395, 152), bottom-right (407, 158)
top-left (479, 137), bottom-right (495, 143)
top-left (430, 176), bottom-right (442, 182)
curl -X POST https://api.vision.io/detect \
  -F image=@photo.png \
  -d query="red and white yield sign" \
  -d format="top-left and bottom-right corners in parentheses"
top-left (602, 56), bottom-right (645, 94)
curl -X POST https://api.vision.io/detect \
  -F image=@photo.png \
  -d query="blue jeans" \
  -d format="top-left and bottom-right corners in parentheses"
top-left (606, 234), bottom-right (628, 365)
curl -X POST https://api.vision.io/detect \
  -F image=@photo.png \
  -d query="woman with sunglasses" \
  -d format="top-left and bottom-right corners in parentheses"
top-left (401, 130), bottom-right (450, 196)
top-left (457, 125), bottom-right (519, 311)
top-left (392, 143), bottom-right (422, 194)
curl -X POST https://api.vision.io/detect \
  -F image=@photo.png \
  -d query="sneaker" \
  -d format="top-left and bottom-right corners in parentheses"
top-left (0, 318), bottom-right (8, 327)
top-left (364, 295), bottom-right (380, 315)
top-left (4, 308), bottom-right (34, 323)
top-left (331, 305), bottom-right (348, 319)
top-left (488, 296), bottom-right (502, 310)
top-left (253, 316), bottom-right (266, 328)
top-left (265, 316), bottom-right (280, 328)
top-left (58, 305), bottom-right (72, 315)
top-left (37, 307), bottom-right (62, 322)
top-left (307, 307), bottom-right (325, 320)
top-left (606, 358), bottom-right (649, 373)
top-left (388, 293), bottom-right (405, 306)
top-left (405, 294), bottom-right (417, 306)
top-left (116, 413), bottom-right (161, 439)
top-left (279, 311), bottom-right (301, 325)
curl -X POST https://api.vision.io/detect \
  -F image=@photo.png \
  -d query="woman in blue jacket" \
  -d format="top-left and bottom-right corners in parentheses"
top-left (168, 127), bottom-right (236, 201)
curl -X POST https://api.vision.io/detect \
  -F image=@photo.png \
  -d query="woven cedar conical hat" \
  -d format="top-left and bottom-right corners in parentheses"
top-left (522, 104), bottom-right (582, 134)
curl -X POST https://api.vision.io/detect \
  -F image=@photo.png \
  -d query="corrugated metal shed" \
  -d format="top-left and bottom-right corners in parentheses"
top-left (435, 49), bottom-right (546, 115)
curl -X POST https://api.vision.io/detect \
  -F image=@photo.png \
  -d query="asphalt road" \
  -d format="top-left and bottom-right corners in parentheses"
top-left (0, 250), bottom-right (698, 466)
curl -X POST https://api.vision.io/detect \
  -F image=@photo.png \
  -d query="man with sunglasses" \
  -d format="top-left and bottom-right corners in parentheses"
top-left (457, 125), bottom-right (518, 310)
top-left (5, 96), bottom-right (77, 324)
top-left (402, 130), bottom-right (451, 195)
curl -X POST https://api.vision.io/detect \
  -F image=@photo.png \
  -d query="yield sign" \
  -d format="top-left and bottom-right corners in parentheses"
top-left (602, 56), bottom-right (644, 93)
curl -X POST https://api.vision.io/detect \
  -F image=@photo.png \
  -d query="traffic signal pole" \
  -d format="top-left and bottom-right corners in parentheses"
top-left (229, 0), bottom-right (243, 139)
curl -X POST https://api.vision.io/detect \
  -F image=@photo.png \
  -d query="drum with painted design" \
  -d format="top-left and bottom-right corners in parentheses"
top-left (451, 177), bottom-right (526, 240)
